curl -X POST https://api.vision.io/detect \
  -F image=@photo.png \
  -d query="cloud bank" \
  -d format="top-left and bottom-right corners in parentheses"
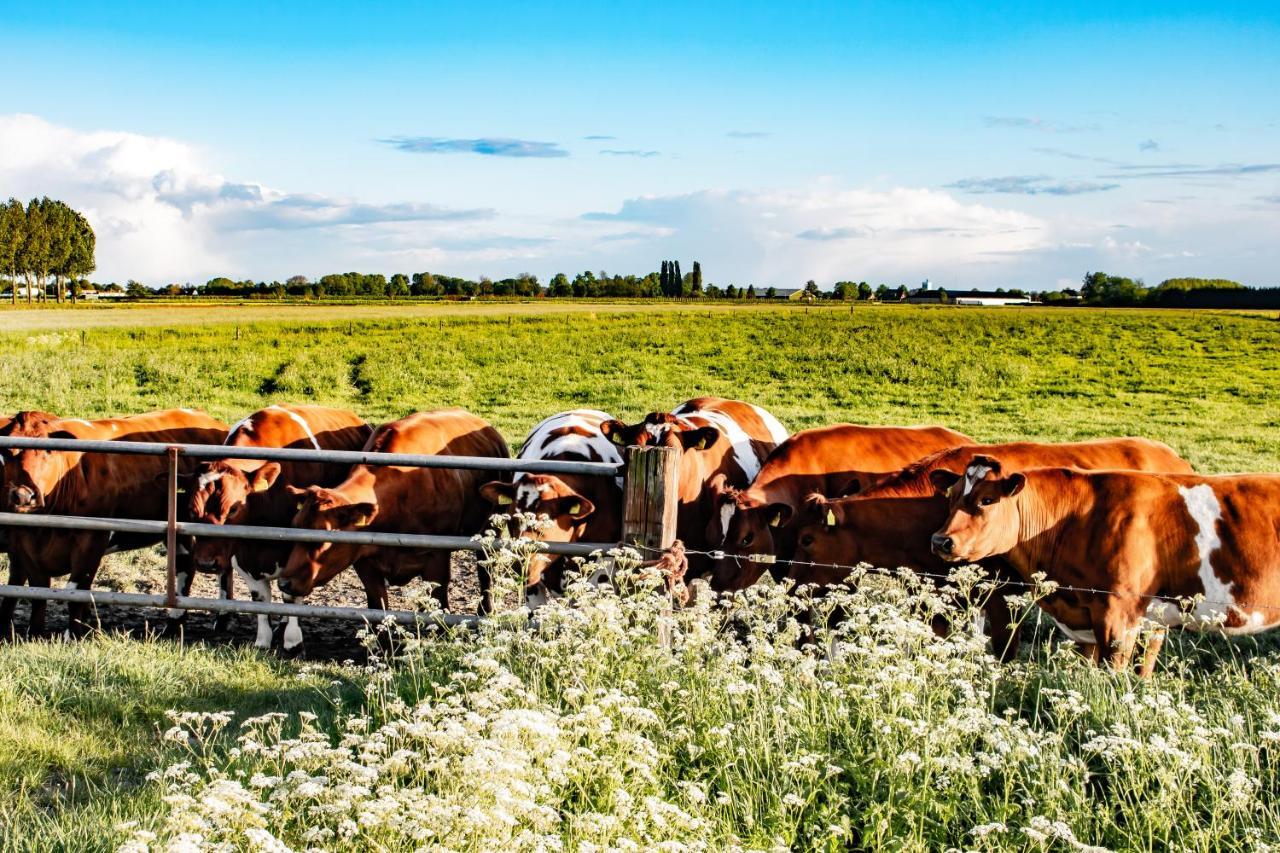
top-left (379, 136), bottom-right (569, 158)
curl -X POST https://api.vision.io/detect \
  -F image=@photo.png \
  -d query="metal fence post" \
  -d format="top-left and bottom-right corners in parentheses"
top-left (165, 445), bottom-right (180, 610)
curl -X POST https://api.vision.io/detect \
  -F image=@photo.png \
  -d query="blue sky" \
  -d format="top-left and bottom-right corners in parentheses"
top-left (1, 1), bottom-right (1277, 288)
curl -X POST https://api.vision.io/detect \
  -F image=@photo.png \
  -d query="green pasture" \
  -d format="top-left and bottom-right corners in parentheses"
top-left (1, 301), bottom-right (1278, 850)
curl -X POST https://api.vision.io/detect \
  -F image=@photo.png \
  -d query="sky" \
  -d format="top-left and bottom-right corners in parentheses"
top-left (1, 1), bottom-right (1277, 289)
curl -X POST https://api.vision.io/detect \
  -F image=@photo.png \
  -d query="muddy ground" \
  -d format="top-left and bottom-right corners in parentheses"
top-left (0, 547), bottom-right (487, 662)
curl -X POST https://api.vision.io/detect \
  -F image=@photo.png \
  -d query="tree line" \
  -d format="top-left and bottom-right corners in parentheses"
top-left (0, 197), bottom-right (97, 304)
top-left (1076, 272), bottom-right (1280, 309)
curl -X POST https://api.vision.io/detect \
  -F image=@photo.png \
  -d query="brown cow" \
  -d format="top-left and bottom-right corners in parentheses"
top-left (791, 438), bottom-right (1192, 659)
top-left (187, 404), bottom-right (372, 649)
top-left (479, 409), bottom-right (623, 606)
top-left (932, 456), bottom-right (1280, 675)
top-left (277, 409), bottom-right (509, 635)
top-left (710, 424), bottom-right (973, 591)
top-left (601, 397), bottom-right (789, 576)
top-left (1, 409), bottom-right (227, 637)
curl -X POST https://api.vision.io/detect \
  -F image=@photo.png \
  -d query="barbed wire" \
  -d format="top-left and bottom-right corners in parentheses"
top-left (631, 542), bottom-right (1280, 618)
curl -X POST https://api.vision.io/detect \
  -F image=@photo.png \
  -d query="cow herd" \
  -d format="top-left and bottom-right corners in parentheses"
top-left (1, 397), bottom-right (1278, 674)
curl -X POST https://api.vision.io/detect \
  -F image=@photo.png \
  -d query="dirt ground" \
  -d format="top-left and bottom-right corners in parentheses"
top-left (0, 546), bottom-right (486, 662)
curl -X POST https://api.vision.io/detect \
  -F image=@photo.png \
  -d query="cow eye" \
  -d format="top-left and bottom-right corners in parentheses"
top-left (739, 532), bottom-right (753, 547)
top-left (979, 496), bottom-right (995, 507)
top-left (799, 534), bottom-right (815, 548)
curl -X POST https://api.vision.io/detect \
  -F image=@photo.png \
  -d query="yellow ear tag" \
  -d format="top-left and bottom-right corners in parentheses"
top-left (826, 509), bottom-right (836, 527)
top-left (253, 479), bottom-right (271, 493)
top-left (696, 436), bottom-right (708, 450)
top-left (354, 515), bottom-right (371, 528)
top-left (769, 511), bottom-right (782, 528)
top-left (568, 502), bottom-right (581, 516)
top-left (945, 485), bottom-right (954, 498)
top-left (497, 493), bottom-right (513, 506)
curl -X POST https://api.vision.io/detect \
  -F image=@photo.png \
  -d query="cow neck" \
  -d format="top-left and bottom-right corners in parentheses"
top-left (332, 467), bottom-right (380, 507)
top-left (1008, 472), bottom-right (1079, 583)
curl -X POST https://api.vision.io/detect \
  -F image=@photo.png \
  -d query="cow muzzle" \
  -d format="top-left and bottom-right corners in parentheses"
top-left (930, 533), bottom-right (957, 560)
top-left (7, 485), bottom-right (42, 512)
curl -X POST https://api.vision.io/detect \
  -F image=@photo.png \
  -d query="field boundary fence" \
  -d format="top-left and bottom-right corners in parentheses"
top-left (0, 436), bottom-right (681, 632)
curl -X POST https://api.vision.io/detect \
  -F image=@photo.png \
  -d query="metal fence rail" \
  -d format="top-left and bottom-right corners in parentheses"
top-left (0, 436), bottom-right (620, 477)
top-left (0, 433), bottom-right (645, 641)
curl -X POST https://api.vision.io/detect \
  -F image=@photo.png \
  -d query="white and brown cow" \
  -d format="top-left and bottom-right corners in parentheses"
top-left (931, 456), bottom-right (1280, 675)
top-left (1, 409), bottom-right (228, 637)
top-left (277, 409), bottom-right (509, 635)
top-left (479, 409), bottom-right (623, 606)
top-left (187, 404), bottom-right (372, 649)
top-left (601, 397), bottom-right (789, 576)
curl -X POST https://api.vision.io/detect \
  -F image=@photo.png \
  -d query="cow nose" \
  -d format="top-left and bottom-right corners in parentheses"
top-left (276, 578), bottom-right (294, 596)
top-left (931, 534), bottom-right (955, 556)
top-left (9, 485), bottom-right (37, 509)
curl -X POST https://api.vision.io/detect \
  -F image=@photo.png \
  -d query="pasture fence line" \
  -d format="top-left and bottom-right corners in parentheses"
top-left (647, 543), bottom-right (1280, 619)
top-left (0, 435), bottom-right (682, 636)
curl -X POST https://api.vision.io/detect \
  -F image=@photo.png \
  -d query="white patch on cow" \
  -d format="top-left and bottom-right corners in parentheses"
top-left (717, 501), bottom-right (736, 542)
top-left (516, 483), bottom-right (542, 511)
top-left (66, 418), bottom-right (93, 427)
top-left (749, 404), bottom-right (790, 444)
top-left (197, 471), bottom-right (224, 489)
top-left (224, 413), bottom-right (256, 444)
top-left (645, 422), bottom-right (665, 441)
top-left (963, 463), bottom-right (992, 496)
top-left (681, 408), bottom-right (767, 482)
top-left (269, 404), bottom-right (321, 450)
top-left (109, 423), bottom-right (119, 431)
top-left (515, 410), bottom-right (624, 489)
top-left (236, 556), bottom-right (275, 650)
top-left (178, 408), bottom-right (198, 415)
top-left (1051, 617), bottom-right (1097, 646)
top-left (168, 571), bottom-right (188, 619)
top-left (526, 586), bottom-right (548, 611)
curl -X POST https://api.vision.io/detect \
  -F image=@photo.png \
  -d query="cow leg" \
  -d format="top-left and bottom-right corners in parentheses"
top-left (356, 561), bottom-right (389, 610)
top-left (162, 564), bottom-right (196, 639)
top-left (237, 567), bottom-right (275, 651)
top-left (1136, 629), bottom-right (1166, 678)
top-left (1, 553), bottom-right (28, 640)
top-left (66, 538), bottom-right (109, 639)
top-left (1093, 596), bottom-right (1143, 671)
top-left (277, 594), bottom-right (304, 656)
top-left (211, 568), bottom-right (234, 634)
top-left (26, 573), bottom-right (51, 638)
top-left (476, 560), bottom-right (492, 615)
top-left (983, 597), bottom-right (1021, 663)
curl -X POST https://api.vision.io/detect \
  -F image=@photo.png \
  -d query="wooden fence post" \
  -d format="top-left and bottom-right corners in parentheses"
top-left (621, 445), bottom-right (680, 554)
top-left (620, 445), bottom-right (680, 647)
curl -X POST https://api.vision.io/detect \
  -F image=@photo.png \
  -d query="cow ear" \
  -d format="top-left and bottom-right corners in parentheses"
top-left (480, 481), bottom-right (516, 507)
top-left (680, 426), bottom-right (721, 451)
top-left (338, 501), bottom-right (377, 528)
top-left (559, 494), bottom-right (595, 520)
top-left (249, 462), bottom-right (281, 493)
top-left (930, 469), bottom-right (962, 496)
top-left (766, 502), bottom-right (794, 529)
top-left (600, 419), bottom-right (631, 446)
top-left (1002, 473), bottom-right (1026, 497)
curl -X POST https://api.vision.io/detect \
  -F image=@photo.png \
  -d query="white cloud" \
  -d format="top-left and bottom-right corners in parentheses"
top-left (0, 114), bottom-right (489, 283)
top-left (582, 187), bottom-right (1047, 284)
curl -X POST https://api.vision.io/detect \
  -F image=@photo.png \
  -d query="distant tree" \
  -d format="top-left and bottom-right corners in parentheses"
top-left (896, 285), bottom-right (909, 301)
top-left (831, 281), bottom-right (854, 301)
top-left (857, 282), bottom-right (873, 300)
top-left (938, 288), bottom-right (950, 304)
top-left (0, 198), bottom-right (24, 305)
top-left (766, 286), bottom-right (778, 299)
top-left (672, 261), bottom-right (683, 297)
top-left (691, 261), bottom-right (703, 296)
top-left (746, 284), bottom-right (756, 299)
top-left (549, 273), bottom-right (571, 297)
top-left (804, 280), bottom-right (819, 298)
top-left (125, 279), bottom-right (150, 298)
top-left (17, 198), bottom-right (51, 303)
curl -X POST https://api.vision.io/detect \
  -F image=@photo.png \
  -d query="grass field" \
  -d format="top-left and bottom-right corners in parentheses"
top-left (2, 302), bottom-right (1280, 851)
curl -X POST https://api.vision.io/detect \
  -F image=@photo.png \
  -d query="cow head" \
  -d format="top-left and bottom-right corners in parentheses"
top-left (790, 495), bottom-right (859, 587)
top-left (930, 455), bottom-right (1025, 562)
top-left (709, 494), bottom-right (795, 591)
top-left (277, 485), bottom-right (378, 597)
top-left (479, 474), bottom-right (596, 589)
top-left (601, 412), bottom-right (721, 453)
top-left (187, 460), bottom-right (282, 573)
top-left (0, 411), bottom-right (80, 512)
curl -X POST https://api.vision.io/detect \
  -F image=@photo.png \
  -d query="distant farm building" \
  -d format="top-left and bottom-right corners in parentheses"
top-left (906, 288), bottom-right (1034, 306)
